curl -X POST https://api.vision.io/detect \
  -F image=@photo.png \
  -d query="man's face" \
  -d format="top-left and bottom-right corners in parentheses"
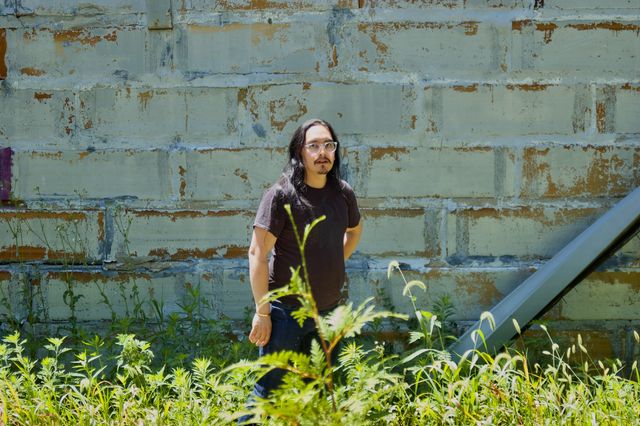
top-left (301, 124), bottom-right (335, 178)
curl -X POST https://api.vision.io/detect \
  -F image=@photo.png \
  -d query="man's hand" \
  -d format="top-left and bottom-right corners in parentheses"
top-left (249, 313), bottom-right (272, 346)
top-left (248, 227), bottom-right (277, 347)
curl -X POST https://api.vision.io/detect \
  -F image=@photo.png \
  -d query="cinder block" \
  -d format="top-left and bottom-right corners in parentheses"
top-left (463, 0), bottom-right (530, 7)
top-left (221, 268), bottom-right (253, 320)
top-left (615, 85), bottom-right (640, 133)
top-left (0, 89), bottom-right (76, 142)
top-left (371, 0), bottom-right (460, 8)
top-left (447, 205), bottom-right (604, 259)
top-left (0, 210), bottom-right (103, 262)
top-left (239, 83), bottom-right (415, 140)
top-left (7, 26), bottom-right (145, 79)
top-left (18, 0), bottom-right (145, 16)
top-left (187, 0), bottom-right (349, 11)
top-left (111, 209), bottom-right (253, 261)
top-left (355, 267), bottom-right (532, 321)
top-left (342, 21), bottom-right (504, 77)
top-left (560, 271), bottom-right (640, 320)
top-left (511, 20), bottom-right (640, 78)
top-left (78, 87), bottom-right (234, 143)
top-left (518, 328), bottom-right (620, 361)
top-left (146, 0), bottom-right (172, 30)
top-left (521, 145), bottom-right (639, 198)
top-left (183, 22), bottom-right (330, 74)
top-left (358, 209), bottom-right (435, 257)
top-left (425, 84), bottom-right (591, 136)
top-left (184, 148), bottom-right (286, 201)
top-left (38, 271), bottom-right (180, 321)
top-left (0, 271), bottom-right (28, 321)
top-left (617, 228), bottom-right (640, 266)
top-left (544, 0), bottom-right (640, 9)
top-left (14, 150), bottom-right (177, 200)
top-left (366, 146), bottom-right (516, 198)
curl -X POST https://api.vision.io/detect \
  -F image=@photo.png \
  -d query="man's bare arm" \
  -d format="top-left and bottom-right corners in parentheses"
top-left (248, 226), bottom-right (277, 346)
top-left (343, 220), bottom-right (363, 261)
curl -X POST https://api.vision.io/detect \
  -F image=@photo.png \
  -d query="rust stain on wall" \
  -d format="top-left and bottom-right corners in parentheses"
top-left (361, 208), bottom-right (423, 218)
top-left (98, 211), bottom-right (105, 241)
top-left (370, 147), bottom-right (410, 161)
top-left (23, 29), bottom-right (37, 41)
top-left (178, 166), bottom-right (187, 198)
top-left (357, 24), bottom-right (389, 55)
top-left (31, 151), bottom-right (62, 160)
top-left (621, 83), bottom-right (640, 92)
top-left (233, 168), bottom-right (249, 183)
top-left (0, 245), bottom-right (47, 261)
top-left (223, 245), bottom-right (248, 258)
top-left (132, 210), bottom-right (245, 221)
top-left (455, 272), bottom-right (502, 308)
top-left (535, 22), bottom-right (557, 44)
top-left (329, 45), bottom-right (338, 68)
top-left (48, 271), bottom-right (150, 283)
top-left (138, 91), bottom-right (154, 110)
top-left (453, 84), bottom-right (478, 92)
top-left (463, 22), bottom-right (479, 36)
top-left (588, 271), bottom-right (640, 290)
top-left (522, 145), bottom-right (634, 197)
top-left (54, 29), bottom-right (118, 47)
top-left (567, 150), bottom-right (631, 196)
top-left (0, 211), bottom-right (87, 221)
top-left (522, 147), bottom-right (556, 196)
top-left (215, 0), bottom-right (301, 9)
top-left (48, 271), bottom-right (109, 283)
top-left (34, 92), bottom-right (53, 102)
top-left (148, 248), bottom-right (170, 258)
top-left (0, 29), bottom-right (7, 80)
top-left (237, 87), bottom-right (259, 120)
top-left (454, 146), bottom-right (492, 153)
top-left (567, 22), bottom-right (640, 32)
top-left (506, 83), bottom-right (549, 91)
top-left (21, 67), bottom-right (46, 76)
top-left (269, 98), bottom-right (308, 131)
top-left (596, 101), bottom-right (607, 133)
top-left (162, 246), bottom-right (247, 260)
top-left (511, 20), bottom-right (531, 32)
top-left (0, 271), bottom-right (12, 280)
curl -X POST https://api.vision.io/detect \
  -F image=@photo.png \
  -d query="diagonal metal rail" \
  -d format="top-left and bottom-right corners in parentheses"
top-left (449, 187), bottom-right (640, 361)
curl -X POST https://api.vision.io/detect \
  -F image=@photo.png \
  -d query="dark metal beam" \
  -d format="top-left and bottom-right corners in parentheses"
top-left (449, 187), bottom-right (640, 361)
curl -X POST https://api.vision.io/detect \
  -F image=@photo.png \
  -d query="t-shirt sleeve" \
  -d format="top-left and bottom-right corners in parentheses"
top-left (254, 186), bottom-right (286, 238)
top-left (342, 181), bottom-right (361, 228)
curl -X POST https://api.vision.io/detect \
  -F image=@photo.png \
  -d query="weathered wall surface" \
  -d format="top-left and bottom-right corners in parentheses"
top-left (1, 0), bottom-right (639, 358)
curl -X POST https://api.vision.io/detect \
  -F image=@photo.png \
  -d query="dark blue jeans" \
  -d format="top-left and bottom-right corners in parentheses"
top-left (238, 301), bottom-right (336, 424)
top-left (254, 301), bottom-right (323, 398)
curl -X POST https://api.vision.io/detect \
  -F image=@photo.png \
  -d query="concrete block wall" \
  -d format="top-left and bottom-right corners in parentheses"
top-left (1, 0), bottom-right (639, 358)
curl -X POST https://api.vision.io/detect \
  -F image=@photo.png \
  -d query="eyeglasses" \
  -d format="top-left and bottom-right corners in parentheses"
top-left (304, 141), bottom-right (338, 154)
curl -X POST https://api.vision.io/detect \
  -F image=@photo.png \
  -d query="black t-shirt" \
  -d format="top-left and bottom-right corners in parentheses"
top-left (254, 179), bottom-right (360, 311)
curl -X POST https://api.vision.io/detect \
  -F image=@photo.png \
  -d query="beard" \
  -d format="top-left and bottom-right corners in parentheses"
top-left (316, 158), bottom-right (333, 175)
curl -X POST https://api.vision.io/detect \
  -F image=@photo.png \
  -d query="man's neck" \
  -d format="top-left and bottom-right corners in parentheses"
top-left (304, 174), bottom-right (327, 189)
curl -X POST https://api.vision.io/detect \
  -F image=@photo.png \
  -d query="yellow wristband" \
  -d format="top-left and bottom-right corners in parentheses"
top-left (256, 312), bottom-right (270, 318)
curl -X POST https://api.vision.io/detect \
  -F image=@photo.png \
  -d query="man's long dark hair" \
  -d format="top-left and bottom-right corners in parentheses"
top-left (280, 118), bottom-right (342, 194)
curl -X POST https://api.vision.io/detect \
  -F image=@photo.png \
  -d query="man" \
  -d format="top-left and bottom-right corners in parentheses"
top-left (247, 118), bottom-right (363, 399)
